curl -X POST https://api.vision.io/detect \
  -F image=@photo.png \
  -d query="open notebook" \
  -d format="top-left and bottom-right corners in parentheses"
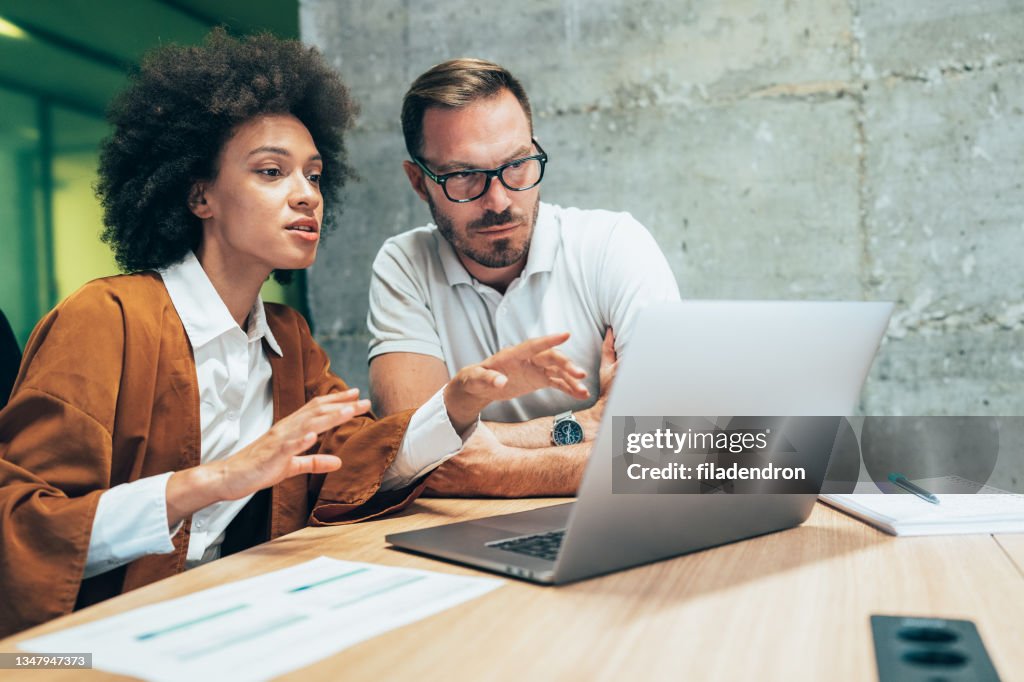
top-left (820, 476), bottom-right (1024, 536)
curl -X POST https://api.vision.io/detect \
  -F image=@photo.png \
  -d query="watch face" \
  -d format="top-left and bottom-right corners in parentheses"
top-left (553, 419), bottom-right (584, 446)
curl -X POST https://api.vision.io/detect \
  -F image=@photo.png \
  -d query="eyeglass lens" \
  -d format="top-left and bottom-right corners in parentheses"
top-left (445, 158), bottom-right (543, 201)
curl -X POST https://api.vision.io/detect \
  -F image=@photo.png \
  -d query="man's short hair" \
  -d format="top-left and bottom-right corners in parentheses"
top-left (401, 58), bottom-right (533, 158)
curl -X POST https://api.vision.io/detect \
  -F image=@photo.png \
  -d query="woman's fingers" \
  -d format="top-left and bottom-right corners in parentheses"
top-left (518, 332), bottom-right (571, 355)
top-left (309, 388), bottom-right (361, 405)
top-left (284, 431), bottom-right (318, 455)
top-left (303, 390), bottom-right (364, 416)
top-left (547, 376), bottom-right (576, 396)
top-left (221, 390), bottom-right (367, 498)
top-left (462, 366), bottom-right (507, 391)
top-left (278, 393), bottom-right (372, 442)
top-left (300, 398), bottom-right (372, 434)
top-left (534, 348), bottom-right (589, 398)
top-left (536, 350), bottom-right (587, 394)
top-left (547, 374), bottom-right (590, 399)
top-left (455, 333), bottom-right (590, 406)
top-left (536, 349), bottom-right (587, 379)
top-left (288, 454), bottom-right (342, 477)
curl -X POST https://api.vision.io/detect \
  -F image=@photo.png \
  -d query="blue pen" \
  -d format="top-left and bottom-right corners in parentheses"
top-left (888, 473), bottom-right (940, 505)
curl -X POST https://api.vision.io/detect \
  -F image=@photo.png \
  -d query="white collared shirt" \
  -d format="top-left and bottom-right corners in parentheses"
top-left (84, 252), bottom-right (465, 578)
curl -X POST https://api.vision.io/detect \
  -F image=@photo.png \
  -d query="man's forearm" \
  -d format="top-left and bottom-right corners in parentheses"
top-left (519, 443), bottom-right (589, 496)
top-left (486, 408), bottom-right (600, 449)
top-left (426, 442), bottom-right (590, 497)
top-left (485, 417), bottom-right (557, 448)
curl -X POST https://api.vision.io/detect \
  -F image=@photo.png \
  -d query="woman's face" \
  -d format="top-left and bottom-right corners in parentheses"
top-left (192, 114), bottom-right (325, 275)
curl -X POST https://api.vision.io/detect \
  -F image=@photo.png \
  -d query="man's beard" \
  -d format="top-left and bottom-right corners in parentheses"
top-left (427, 194), bottom-right (539, 269)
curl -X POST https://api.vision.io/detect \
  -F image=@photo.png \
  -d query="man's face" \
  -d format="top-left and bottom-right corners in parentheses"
top-left (407, 89), bottom-right (540, 277)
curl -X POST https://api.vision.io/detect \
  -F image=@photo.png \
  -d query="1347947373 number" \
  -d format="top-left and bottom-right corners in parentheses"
top-left (0, 653), bottom-right (92, 669)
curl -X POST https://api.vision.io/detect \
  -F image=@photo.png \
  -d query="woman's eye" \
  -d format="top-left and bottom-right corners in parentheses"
top-left (258, 168), bottom-right (281, 177)
top-left (308, 173), bottom-right (321, 183)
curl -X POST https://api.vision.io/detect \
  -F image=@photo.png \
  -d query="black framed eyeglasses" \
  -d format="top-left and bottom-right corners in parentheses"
top-left (412, 138), bottom-right (547, 203)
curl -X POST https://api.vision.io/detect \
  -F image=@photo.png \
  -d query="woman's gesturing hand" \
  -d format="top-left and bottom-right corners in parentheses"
top-left (166, 388), bottom-right (371, 527)
top-left (443, 333), bottom-right (589, 433)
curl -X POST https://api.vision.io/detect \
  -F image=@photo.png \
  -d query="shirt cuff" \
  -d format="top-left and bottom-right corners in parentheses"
top-left (380, 387), bottom-right (478, 490)
top-left (83, 471), bottom-right (179, 579)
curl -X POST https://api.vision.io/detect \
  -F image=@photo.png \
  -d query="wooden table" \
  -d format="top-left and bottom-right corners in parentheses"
top-left (2, 499), bottom-right (1022, 681)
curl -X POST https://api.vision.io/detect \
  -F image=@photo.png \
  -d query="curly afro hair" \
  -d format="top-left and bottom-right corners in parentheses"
top-left (97, 29), bottom-right (357, 283)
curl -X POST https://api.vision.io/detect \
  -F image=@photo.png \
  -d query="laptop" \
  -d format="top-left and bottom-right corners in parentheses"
top-left (387, 300), bottom-right (894, 584)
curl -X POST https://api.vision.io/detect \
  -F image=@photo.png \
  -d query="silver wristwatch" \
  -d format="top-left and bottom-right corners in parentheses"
top-left (551, 410), bottom-right (584, 446)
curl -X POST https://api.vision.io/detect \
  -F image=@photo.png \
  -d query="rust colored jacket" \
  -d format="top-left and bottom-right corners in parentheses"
top-left (0, 273), bottom-right (421, 637)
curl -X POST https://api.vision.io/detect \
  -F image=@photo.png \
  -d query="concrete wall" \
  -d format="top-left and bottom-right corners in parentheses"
top-left (299, 0), bottom-right (1024, 427)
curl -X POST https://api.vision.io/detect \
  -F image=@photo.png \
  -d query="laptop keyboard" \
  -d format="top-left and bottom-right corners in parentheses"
top-left (488, 529), bottom-right (567, 562)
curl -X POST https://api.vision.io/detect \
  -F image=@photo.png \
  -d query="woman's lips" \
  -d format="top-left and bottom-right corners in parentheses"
top-left (287, 229), bottom-right (320, 242)
top-left (285, 219), bottom-right (320, 242)
top-left (285, 219), bottom-right (319, 232)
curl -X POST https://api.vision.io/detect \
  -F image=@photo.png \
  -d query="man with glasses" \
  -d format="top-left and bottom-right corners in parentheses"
top-left (367, 59), bottom-right (679, 496)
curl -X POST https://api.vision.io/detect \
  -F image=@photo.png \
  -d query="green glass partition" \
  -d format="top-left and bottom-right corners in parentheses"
top-left (0, 88), bottom-right (48, 347)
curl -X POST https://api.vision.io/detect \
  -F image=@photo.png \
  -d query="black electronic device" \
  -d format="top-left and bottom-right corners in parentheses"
top-left (871, 615), bottom-right (1001, 681)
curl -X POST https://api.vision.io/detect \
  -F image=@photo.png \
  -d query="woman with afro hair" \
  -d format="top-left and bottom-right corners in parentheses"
top-left (0, 30), bottom-right (589, 636)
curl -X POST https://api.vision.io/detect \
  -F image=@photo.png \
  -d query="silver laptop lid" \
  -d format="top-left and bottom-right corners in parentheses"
top-left (552, 300), bottom-right (893, 581)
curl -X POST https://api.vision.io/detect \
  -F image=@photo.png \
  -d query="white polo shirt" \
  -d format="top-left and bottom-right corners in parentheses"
top-left (368, 202), bottom-right (680, 423)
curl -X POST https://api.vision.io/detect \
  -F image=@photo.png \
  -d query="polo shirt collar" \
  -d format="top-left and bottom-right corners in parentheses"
top-left (436, 231), bottom-right (473, 287)
top-left (436, 201), bottom-right (560, 288)
top-left (159, 250), bottom-right (283, 356)
top-left (522, 202), bottom-right (559, 278)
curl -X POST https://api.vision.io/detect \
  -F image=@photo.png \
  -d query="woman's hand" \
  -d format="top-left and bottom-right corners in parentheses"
top-left (165, 388), bottom-right (370, 527)
top-left (443, 333), bottom-right (589, 434)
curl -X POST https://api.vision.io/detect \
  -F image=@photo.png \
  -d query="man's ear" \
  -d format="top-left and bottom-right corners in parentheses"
top-left (188, 182), bottom-right (212, 219)
top-left (402, 160), bottom-right (430, 203)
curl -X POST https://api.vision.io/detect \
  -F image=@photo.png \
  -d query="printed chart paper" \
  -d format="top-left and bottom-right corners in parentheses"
top-left (20, 556), bottom-right (502, 681)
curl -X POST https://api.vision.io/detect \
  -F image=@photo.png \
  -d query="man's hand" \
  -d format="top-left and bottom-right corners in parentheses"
top-left (443, 333), bottom-right (589, 434)
top-left (578, 328), bottom-right (617, 438)
top-left (425, 425), bottom-right (587, 498)
top-left (166, 389), bottom-right (371, 527)
top-left (425, 426), bottom-right (512, 497)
